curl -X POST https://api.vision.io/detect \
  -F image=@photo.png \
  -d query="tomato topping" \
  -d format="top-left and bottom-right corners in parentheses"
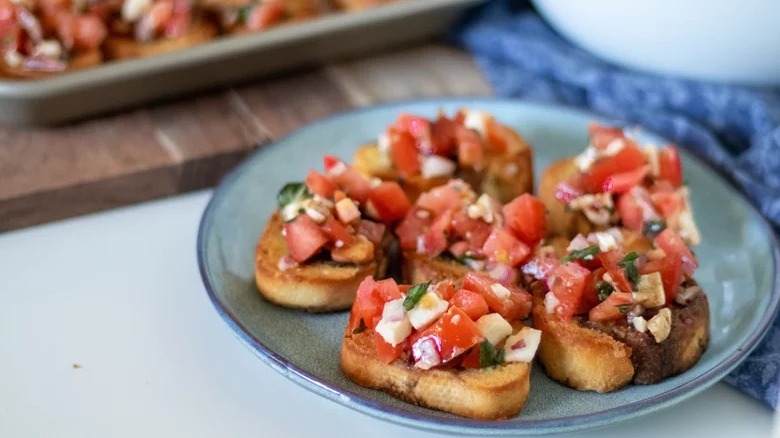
top-left (448, 241), bottom-right (469, 258)
top-left (582, 144), bottom-right (646, 193)
top-left (245, 1), bottom-right (285, 30)
top-left (410, 306), bottom-right (484, 364)
top-left (332, 168), bottom-right (371, 204)
top-left (374, 278), bottom-right (402, 302)
top-left (616, 190), bottom-right (645, 232)
top-left (462, 272), bottom-right (532, 320)
top-left (485, 119), bottom-right (508, 152)
top-left (588, 123), bottom-right (625, 150)
top-left (654, 229), bottom-right (698, 275)
top-left (659, 146), bottom-right (683, 187)
top-left (373, 331), bottom-right (404, 364)
top-left (393, 113), bottom-right (432, 151)
top-left (283, 214), bottom-right (329, 262)
top-left (577, 267), bottom-right (607, 314)
top-left (459, 346), bottom-right (481, 369)
top-left (641, 251), bottom-right (683, 302)
top-left (350, 276), bottom-right (383, 331)
top-left (421, 210), bottom-right (453, 257)
top-left (415, 183), bottom-right (463, 216)
top-left (390, 131), bottom-right (420, 177)
top-left (451, 209), bottom-right (492, 250)
top-left (320, 216), bottom-right (354, 247)
top-left (450, 289), bottom-right (489, 321)
top-left (395, 206), bottom-right (430, 250)
top-left (597, 250), bottom-right (635, 293)
top-left (481, 227), bottom-right (531, 267)
top-left (521, 254), bottom-right (561, 281)
top-left (650, 189), bottom-right (683, 219)
top-left (323, 155), bottom-right (341, 173)
top-left (355, 220), bottom-right (386, 246)
top-left (603, 165), bottom-right (649, 194)
top-left (456, 125), bottom-right (484, 168)
top-left (433, 280), bottom-right (456, 301)
top-left (305, 170), bottom-right (337, 199)
top-left (430, 115), bottom-right (458, 156)
top-left (555, 177), bottom-right (584, 204)
top-left (367, 182), bottom-right (411, 223)
top-left (502, 194), bottom-right (547, 245)
top-left (588, 291), bottom-right (633, 322)
top-left (547, 263), bottom-right (590, 321)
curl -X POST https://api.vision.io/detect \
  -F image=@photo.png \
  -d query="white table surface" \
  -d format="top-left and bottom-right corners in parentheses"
top-left (1, 190), bottom-right (776, 438)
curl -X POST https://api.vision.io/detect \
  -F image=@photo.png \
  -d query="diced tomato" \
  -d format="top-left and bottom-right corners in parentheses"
top-left (582, 144), bottom-right (647, 193)
top-left (433, 280), bottom-right (456, 301)
top-left (356, 220), bottom-right (386, 246)
top-left (448, 241), bottom-right (469, 258)
top-left (521, 254), bottom-right (561, 281)
top-left (597, 250), bottom-right (635, 292)
top-left (616, 191), bottom-right (645, 232)
top-left (451, 209), bottom-right (492, 250)
top-left (331, 168), bottom-right (371, 203)
top-left (163, 0), bottom-right (192, 38)
top-left (430, 115), bottom-right (458, 156)
top-left (374, 278), bottom-right (402, 302)
top-left (320, 216), bottom-right (354, 247)
top-left (421, 210), bottom-right (453, 257)
top-left (350, 276), bottom-right (383, 331)
top-left (547, 263), bottom-right (590, 321)
top-left (603, 165), bottom-right (649, 194)
top-left (283, 214), bottom-right (329, 262)
top-left (588, 291), bottom-right (633, 322)
top-left (245, 1), bottom-right (285, 30)
top-left (323, 155), bottom-right (341, 173)
top-left (390, 131), bottom-right (421, 177)
top-left (450, 289), bottom-right (489, 321)
top-left (416, 183), bottom-right (463, 216)
top-left (659, 146), bottom-right (683, 187)
top-left (555, 177), bottom-right (584, 204)
top-left (577, 267), bottom-right (606, 314)
top-left (485, 119), bottom-right (508, 152)
top-left (650, 189), bottom-right (683, 219)
top-left (373, 331), bottom-right (404, 364)
top-left (410, 306), bottom-right (484, 364)
top-left (459, 346), bottom-right (481, 369)
top-left (305, 170), bottom-right (337, 198)
top-left (462, 272), bottom-right (532, 320)
top-left (367, 182), bottom-right (411, 223)
top-left (393, 113), bottom-right (432, 152)
top-left (502, 194), bottom-right (547, 245)
top-left (482, 227), bottom-right (531, 267)
top-left (654, 229), bottom-right (698, 275)
top-left (395, 206), bottom-right (430, 251)
top-left (588, 123), bottom-right (625, 150)
top-left (641, 251), bottom-right (683, 302)
top-left (456, 125), bottom-right (484, 168)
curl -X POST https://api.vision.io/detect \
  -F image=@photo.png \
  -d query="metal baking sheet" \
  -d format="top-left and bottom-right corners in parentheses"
top-left (0, 0), bottom-right (484, 126)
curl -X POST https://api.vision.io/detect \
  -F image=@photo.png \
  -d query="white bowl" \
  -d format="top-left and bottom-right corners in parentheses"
top-left (531, 0), bottom-right (780, 86)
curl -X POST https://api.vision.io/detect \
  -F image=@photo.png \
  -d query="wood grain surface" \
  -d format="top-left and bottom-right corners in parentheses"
top-left (0, 45), bottom-right (491, 232)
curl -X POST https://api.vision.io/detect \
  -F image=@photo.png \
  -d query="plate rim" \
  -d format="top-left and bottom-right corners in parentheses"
top-left (196, 97), bottom-right (780, 435)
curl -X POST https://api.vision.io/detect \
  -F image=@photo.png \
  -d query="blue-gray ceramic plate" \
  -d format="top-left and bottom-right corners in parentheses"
top-left (197, 99), bottom-right (780, 435)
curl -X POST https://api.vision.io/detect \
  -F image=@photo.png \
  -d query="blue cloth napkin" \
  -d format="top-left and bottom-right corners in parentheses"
top-left (453, 0), bottom-right (780, 408)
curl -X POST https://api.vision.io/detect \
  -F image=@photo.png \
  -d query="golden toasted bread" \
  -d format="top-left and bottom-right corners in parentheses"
top-left (341, 325), bottom-right (532, 420)
top-left (330, 0), bottom-right (391, 11)
top-left (530, 279), bottom-right (710, 392)
top-left (104, 20), bottom-right (217, 60)
top-left (538, 158), bottom-right (596, 238)
top-left (354, 122), bottom-right (533, 204)
top-left (255, 212), bottom-right (389, 312)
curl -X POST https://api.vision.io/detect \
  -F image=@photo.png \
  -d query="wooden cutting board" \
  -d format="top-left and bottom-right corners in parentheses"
top-left (0, 45), bottom-right (492, 232)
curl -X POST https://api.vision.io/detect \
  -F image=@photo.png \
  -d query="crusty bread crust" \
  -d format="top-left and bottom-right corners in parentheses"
top-left (538, 158), bottom-right (597, 239)
top-left (104, 20), bottom-right (217, 60)
top-left (255, 212), bottom-right (388, 312)
top-left (530, 280), bottom-right (710, 392)
top-left (341, 326), bottom-right (531, 420)
top-left (353, 122), bottom-right (534, 203)
top-left (401, 251), bottom-right (470, 286)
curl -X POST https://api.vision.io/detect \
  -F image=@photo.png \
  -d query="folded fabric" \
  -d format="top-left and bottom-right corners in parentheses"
top-left (453, 0), bottom-right (780, 408)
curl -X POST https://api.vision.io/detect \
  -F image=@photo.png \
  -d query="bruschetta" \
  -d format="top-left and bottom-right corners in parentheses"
top-left (353, 109), bottom-right (534, 203)
top-left (539, 123), bottom-right (700, 247)
top-left (522, 227), bottom-right (709, 392)
top-left (395, 179), bottom-right (546, 290)
top-left (255, 155), bottom-right (410, 312)
top-left (341, 275), bottom-right (540, 420)
top-left (202, 0), bottom-right (323, 34)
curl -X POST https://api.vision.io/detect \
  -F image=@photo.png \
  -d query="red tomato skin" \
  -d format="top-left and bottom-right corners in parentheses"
top-left (390, 131), bottom-right (421, 177)
top-left (603, 165), bottom-right (649, 194)
top-left (521, 254), bottom-right (561, 281)
top-left (597, 250), bottom-right (635, 293)
top-left (323, 155), bottom-right (341, 173)
top-left (246, 1), bottom-right (285, 30)
top-left (374, 278), bottom-right (402, 302)
top-left (410, 306), bottom-right (484, 364)
top-left (547, 262), bottom-right (590, 322)
top-left (616, 190), bottom-right (645, 232)
top-left (421, 210), bottom-right (453, 257)
top-left (395, 206), bottom-right (430, 251)
top-left (415, 184), bottom-right (462, 216)
top-left (654, 229), bottom-right (698, 275)
top-left (659, 146), bottom-right (683, 187)
top-left (641, 251), bottom-right (683, 302)
top-left (485, 119), bottom-right (508, 152)
top-left (350, 276), bottom-right (383, 331)
top-left (434, 280), bottom-right (456, 301)
top-left (588, 291), bottom-right (633, 322)
top-left (373, 331), bottom-right (404, 364)
top-left (576, 267), bottom-right (607, 314)
top-left (367, 182), bottom-right (411, 224)
top-left (502, 194), bottom-right (547, 245)
top-left (462, 272), bottom-right (532, 320)
top-left (320, 216), bottom-right (354, 247)
top-left (481, 227), bottom-right (531, 267)
top-left (332, 168), bottom-right (371, 204)
top-left (394, 113), bottom-right (432, 151)
top-left (650, 190), bottom-right (683, 219)
top-left (451, 209), bottom-right (492, 251)
top-left (582, 144), bottom-right (647, 193)
top-left (283, 214), bottom-right (329, 262)
top-left (588, 123), bottom-right (625, 150)
top-left (430, 115), bottom-right (458, 156)
top-left (305, 170), bottom-right (337, 199)
top-left (450, 289), bottom-right (489, 321)
top-left (459, 346), bottom-right (481, 369)
top-left (456, 125), bottom-right (484, 168)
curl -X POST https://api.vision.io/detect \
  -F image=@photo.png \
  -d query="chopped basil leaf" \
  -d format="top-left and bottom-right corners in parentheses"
top-left (617, 304), bottom-right (631, 314)
top-left (562, 245), bottom-right (599, 263)
top-left (403, 282), bottom-right (431, 311)
top-left (479, 340), bottom-right (504, 368)
top-left (277, 182), bottom-right (312, 209)
top-left (352, 318), bottom-right (366, 334)
top-left (643, 220), bottom-right (667, 237)
top-left (619, 251), bottom-right (640, 290)
top-left (597, 281), bottom-right (615, 301)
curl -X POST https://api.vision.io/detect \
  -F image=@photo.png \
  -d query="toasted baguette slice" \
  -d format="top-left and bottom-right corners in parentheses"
top-left (538, 158), bottom-right (598, 239)
top-left (341, 325), bottom-right (531, 420)
top-left (255, 212), bottom-right (389, 312)
top-left (104, 20), bottom-right (217, 60)
top-left (330, 0), bottom-right (393, 11)
top-left (530, 281), bottom-right (710, 392)
top-left (354, 122), bottom-right (533, 204)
